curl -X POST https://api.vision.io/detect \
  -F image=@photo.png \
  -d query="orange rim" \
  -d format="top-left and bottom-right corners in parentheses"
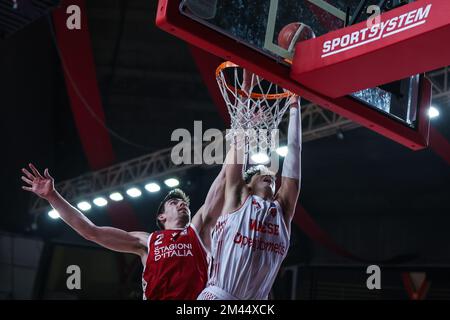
top-left (216, 61), bottom-right (294, 100)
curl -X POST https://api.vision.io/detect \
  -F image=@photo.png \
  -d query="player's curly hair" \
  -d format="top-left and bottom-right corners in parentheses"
top-left (156, 188), bottom-right (190, 230)
top-left (243, 165), bottom-right (275, 184)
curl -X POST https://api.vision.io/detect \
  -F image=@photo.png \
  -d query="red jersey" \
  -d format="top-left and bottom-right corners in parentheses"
top-left (142, 225), bottom-right (208, 300)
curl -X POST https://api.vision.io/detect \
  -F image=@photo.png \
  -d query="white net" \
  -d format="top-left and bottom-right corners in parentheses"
top-left (216, 61), bottom-right (295, 151)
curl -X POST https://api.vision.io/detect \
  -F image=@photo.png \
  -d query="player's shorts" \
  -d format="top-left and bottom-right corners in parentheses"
top-left (197, 285), bottom-right (238, 300)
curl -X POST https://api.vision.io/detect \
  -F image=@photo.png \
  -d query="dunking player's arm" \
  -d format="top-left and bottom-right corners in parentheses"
top-left (274, 98), bottom-right (302, 233)
top-left (191, 166), bottom-right (225, 251)
top-left (217, 68), bottom-right (257, 215)
top-left (220, 134), bottom-right (250, 215)
top-left (216, 98), bottom-right (302, 230)
top-left (21, 164), bottom-right (149, 263)
top-left (191, 149), bottom-right (237, 250)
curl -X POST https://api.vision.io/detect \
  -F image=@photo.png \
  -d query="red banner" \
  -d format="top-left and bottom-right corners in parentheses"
top-left (53, 1), bottom-right (141, 231)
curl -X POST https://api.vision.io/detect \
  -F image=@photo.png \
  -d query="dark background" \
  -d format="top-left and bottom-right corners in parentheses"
top-left (0, 0), bottom-right (449, 299)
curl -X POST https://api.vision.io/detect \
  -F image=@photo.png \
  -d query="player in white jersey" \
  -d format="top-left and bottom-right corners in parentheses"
top-left (198, 98), bottom-right (303, 300)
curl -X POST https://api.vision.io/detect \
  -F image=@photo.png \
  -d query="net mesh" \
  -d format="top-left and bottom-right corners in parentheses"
top-left (216, 62), bottom-right (295, 151)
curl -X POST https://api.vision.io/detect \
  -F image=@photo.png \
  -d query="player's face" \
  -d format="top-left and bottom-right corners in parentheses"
top-left (252, 173), bottom-right (276, 195)
top-left (163, 198), bottom-right (191, 226)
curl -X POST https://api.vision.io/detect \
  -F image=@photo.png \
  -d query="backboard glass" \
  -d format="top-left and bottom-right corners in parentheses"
top-left (157, 0), bottom-right (431, 149)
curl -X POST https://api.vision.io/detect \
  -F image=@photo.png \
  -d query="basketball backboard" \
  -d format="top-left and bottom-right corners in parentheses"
top-left (157, 0), bottom-right (431, 150)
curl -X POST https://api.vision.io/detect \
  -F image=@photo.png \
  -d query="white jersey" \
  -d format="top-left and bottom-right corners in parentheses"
top-left (199, 195), bottom-right (290, 300)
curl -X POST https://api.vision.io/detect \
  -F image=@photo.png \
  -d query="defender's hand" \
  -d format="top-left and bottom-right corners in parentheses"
top-left (21, 163), bottom-right (55, 200)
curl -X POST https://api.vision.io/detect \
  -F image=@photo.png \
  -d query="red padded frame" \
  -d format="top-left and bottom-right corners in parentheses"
top-left (156, 0), bottom-right (431, 150)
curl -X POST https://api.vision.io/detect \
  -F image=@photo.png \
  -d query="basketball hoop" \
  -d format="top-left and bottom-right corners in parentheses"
top-left (216, 61), bottom-right (296, 151)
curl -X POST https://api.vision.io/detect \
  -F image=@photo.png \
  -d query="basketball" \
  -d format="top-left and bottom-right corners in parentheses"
top-left (277, 22), bottom-right (315, 51)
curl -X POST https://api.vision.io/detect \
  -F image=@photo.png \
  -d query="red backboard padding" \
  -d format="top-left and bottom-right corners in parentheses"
top-left (291, 0), bottom-right (450, 98)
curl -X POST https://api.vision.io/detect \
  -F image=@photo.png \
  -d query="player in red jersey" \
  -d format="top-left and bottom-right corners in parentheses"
top-left (21, 163), bottom-right (225, 300)
top-left (142, 188), bottom-right (213, 300)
